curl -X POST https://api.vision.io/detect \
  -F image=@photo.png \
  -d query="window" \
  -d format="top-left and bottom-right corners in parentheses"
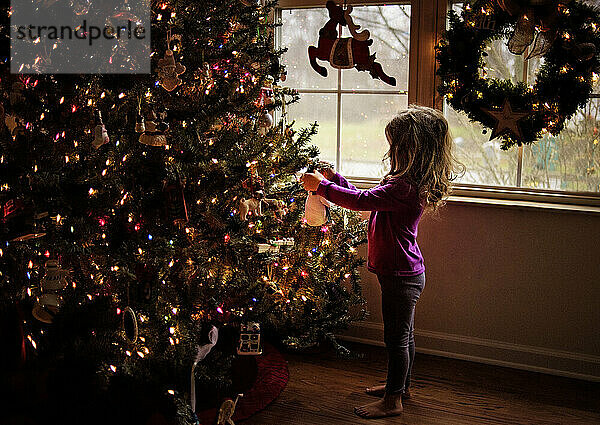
top-left (446, 3), bottom-right (600, 193)
top-left (278, 0), bottom-right (599, 200)
top-left (278, 3), bottom-right (411, 178)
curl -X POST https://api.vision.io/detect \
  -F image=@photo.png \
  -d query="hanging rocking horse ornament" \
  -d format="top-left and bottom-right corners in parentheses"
top-left (308, 1), bottom-right (396, 86)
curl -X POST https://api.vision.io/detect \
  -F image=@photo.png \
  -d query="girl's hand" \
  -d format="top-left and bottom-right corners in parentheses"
top-left (301, 171), bottom-right (324, 192)
top-left (316, 161), bottom-right (335, 180)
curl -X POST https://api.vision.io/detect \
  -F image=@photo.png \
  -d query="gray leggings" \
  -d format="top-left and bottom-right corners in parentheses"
top-left (377, 272), bottom-right (425, 395)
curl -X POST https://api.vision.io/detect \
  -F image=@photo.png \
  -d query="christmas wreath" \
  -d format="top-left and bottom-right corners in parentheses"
top-left (436, 0), bottom-right (600, 149)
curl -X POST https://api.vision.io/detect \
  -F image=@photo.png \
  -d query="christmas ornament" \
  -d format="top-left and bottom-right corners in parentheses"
top-left (257, 237), bottom-right (294, 254)
top-left (135, 113), bottom-right (145, 133)
top-left (262, 197), bottom-right (287, 218)
top-left (304, 192), bottom-right (331, 227)
top-left (437, 0), bottom-right (600, 148)
top-left (137, 110), bottom-right (168, 146)
top-left (256, 77), bottom-right (274, 108)
top-left (307, 1), bottom-right (396, 86)
top-left (158, 33), bottom-right (186, 92)
top-left (4, 114), bottom-right (26, 138)
top-left (257, 111), bottom-right (273, 135)
top-left (32, 294), bottom-right (62, 324)
top-left (195, 62), bottom-right (213, 87)
top-left (237, 322), bottom-right (262, 355)
top-left (217, 394), bottom-right (243, 425)
top-left (164, 180), bottom-right (188, 225)
top-left (122, 306), bottom-right (138, 344)
top-left (92, 109), bottom-right (109, 149)
top-left (105, 0), bottom-right (139, 32)
top-left (40, 259), bottom-right (69, 291)
top-left (239, 163), bottom-right (266, 220)
top-left (239, 193), bottom-right (264, 221)
top-left (242, 163), bottom-right (264, 193)
top-left (482, 99), bottom-right (532, 141)
top-left (256, 77), bottom-right (275, 135)
top-left (1, 199), bottom-right (48, 242)
top-left (190, 325), bottom-right (218, 413)
top-left (72, 0), bottom-right (91, 16)
top-left (32, 260), bottom-right (70, 324)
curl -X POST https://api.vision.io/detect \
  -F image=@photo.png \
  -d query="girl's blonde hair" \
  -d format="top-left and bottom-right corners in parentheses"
top-left (383, 105), bottom-right (464, 212)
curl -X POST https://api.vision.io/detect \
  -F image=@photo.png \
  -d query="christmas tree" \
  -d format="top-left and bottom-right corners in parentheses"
top-left (0, 0), bottom-right (366, 422)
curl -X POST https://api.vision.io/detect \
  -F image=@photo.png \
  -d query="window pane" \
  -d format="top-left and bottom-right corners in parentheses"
top-left (483, 39), bottom-right (524, 84)
top-left (280, 8), bottom-right (338, 89)
top-left (340, 94), bottom-right (408, 178)
top-left (287, 93), bottom-right (337, 164)
top-left (446, 103), bottom-right (518, 187)
top-left (340, 5), bottom-right (410, 91)
top-left (522, 99), bottom-right (600, 193)
top-left (526, 56), bottom-right (544, 87)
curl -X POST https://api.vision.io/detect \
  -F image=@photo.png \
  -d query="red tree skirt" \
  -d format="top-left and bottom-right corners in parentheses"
top-left (196, 343), bottom-right (289, 424)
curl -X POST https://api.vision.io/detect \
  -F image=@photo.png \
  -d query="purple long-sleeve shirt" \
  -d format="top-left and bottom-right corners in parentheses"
top-left (316, 173), bottom-right (425, 277)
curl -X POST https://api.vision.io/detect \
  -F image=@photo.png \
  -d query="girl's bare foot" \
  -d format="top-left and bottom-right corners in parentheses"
top-left (354, 394), bottom-right (403, 419)
top-left (365, 385), bottom-right (411, 399)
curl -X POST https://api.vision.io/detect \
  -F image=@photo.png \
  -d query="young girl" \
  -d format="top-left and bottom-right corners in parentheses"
top-left (301, 105), bottom-right (461, 419)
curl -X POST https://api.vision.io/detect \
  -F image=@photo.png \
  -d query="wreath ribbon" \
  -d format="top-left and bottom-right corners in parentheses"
top-left (497, 0), bottom-right (568, 58)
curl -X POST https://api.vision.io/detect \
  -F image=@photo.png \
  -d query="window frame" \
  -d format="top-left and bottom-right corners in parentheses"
top-left (276, 0), bottom-right (600, 211)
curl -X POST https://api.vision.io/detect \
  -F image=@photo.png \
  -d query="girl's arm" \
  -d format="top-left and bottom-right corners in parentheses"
top-left (328, 172), bottom-right (358, 191)
top-left (316, 179), bottom-right (413, 212)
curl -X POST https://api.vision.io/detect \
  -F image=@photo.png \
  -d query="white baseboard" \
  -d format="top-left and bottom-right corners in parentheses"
top-left (339, 322), bottom-right (600, 382)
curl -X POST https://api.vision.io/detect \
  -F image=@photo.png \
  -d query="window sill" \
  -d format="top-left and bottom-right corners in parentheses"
top-left (446, 195), bottom-right (600, 214)
top-left (346, 177), bottom-right (600, 214)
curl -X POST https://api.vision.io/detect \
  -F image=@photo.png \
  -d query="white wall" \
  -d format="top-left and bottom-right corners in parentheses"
top-left (341, 201), bottom-right (600, 381)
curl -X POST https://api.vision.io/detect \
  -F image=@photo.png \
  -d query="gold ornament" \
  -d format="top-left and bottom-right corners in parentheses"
top-left (137, 110), bottom-right (168, 146)
top-left (157, 32), bottom-right (186, 91)
top-left (158, 49), bottom-right (186, 91)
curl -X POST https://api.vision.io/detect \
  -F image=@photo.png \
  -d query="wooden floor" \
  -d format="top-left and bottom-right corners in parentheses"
top-left (244, 343), bottom-right (600, 425)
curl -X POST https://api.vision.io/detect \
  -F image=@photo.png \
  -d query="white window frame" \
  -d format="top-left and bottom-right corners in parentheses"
top-left (277, 0), bottom-right (600, 211)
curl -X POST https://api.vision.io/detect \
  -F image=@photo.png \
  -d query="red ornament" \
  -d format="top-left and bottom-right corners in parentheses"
top-left (308, 1), bottom-right (396, 86)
